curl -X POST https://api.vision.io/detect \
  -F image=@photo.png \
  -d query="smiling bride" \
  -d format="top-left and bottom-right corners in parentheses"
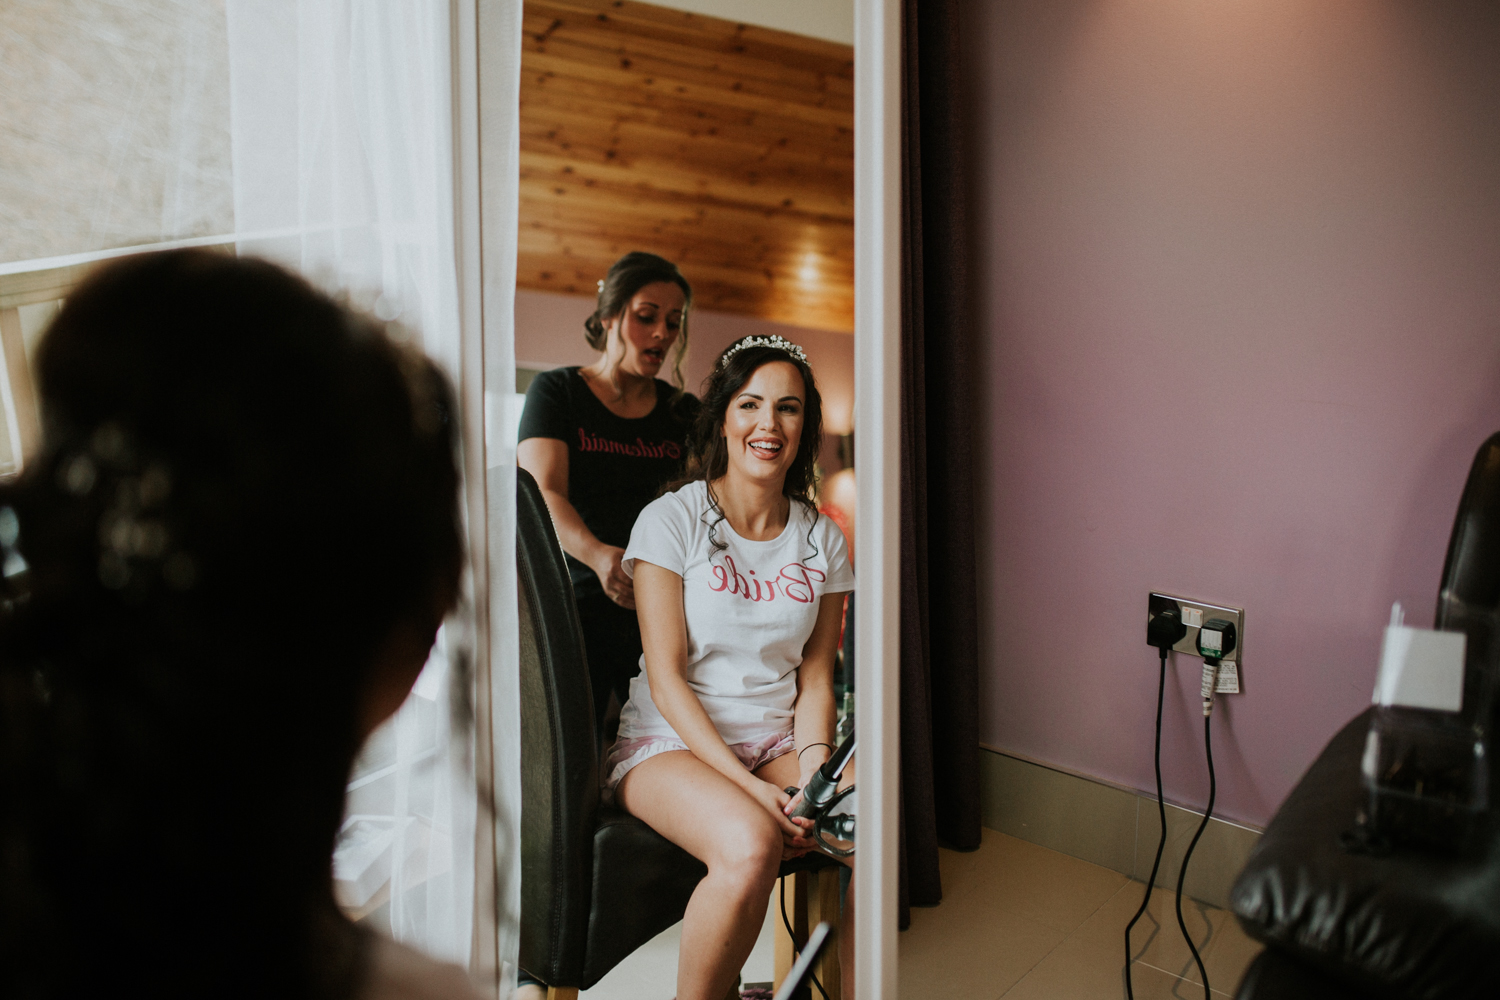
top-left (605, 335), bottom-right (856, 1000)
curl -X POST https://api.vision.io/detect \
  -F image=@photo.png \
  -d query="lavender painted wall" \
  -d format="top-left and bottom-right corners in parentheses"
top-left (515, 287), bottom-right (855, 463)
top-left (968, 0), bottom-right (1500, 826)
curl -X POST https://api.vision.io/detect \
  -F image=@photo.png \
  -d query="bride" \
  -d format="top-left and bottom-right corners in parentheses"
top-left (608, 335), bottom-right (856, 1000)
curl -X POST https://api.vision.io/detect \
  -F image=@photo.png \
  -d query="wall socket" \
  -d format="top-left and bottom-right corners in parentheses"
top-left (1148, 592), bottom-right (1245, 693)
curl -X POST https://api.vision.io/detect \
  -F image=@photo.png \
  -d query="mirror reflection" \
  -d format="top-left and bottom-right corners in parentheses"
top-left (509, 4), bottom-right (855, 998)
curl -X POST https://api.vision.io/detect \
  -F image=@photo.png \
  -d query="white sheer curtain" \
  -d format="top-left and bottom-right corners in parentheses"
top-left (1, 0), bottom-right (521, 984)
top-left (223, 1), bottom-right (523, 980)
top-left (224, 2), bottom-right (460, 375)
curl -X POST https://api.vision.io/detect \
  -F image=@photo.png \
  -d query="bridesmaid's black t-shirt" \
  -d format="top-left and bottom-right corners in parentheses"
top-left (517, 367), bottom-right (697, 599)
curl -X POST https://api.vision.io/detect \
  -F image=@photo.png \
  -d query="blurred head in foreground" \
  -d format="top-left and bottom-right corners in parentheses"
top-left (0, 250), bottom-right (463, 999)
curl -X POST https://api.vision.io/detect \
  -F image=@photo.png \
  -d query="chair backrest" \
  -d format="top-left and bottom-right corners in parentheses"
top-left (1434, 432), bottom-right (1500, 725)
top-left (1437, 432), bottom-right (1500, 625)
top-left (517, 468), bottom-right (599, 983)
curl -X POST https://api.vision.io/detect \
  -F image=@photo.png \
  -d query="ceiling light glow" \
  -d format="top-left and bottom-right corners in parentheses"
top-left (799, 251), bottom-right (819, 285)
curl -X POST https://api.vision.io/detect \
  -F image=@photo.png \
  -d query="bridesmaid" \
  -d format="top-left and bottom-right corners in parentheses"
top-left (516, 251), bottom-right (699, 740)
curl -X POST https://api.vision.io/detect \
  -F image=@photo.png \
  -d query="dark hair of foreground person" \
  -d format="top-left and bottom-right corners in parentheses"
top-left (0, 250), bottom-right (464, 999)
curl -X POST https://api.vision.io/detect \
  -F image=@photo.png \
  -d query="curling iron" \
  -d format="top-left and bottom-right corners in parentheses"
top-left (786, 727), bottom-right (857, 857)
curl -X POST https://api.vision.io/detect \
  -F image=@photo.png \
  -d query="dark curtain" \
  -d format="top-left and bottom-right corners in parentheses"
top-left (898, 0), bottom-right (982, 929)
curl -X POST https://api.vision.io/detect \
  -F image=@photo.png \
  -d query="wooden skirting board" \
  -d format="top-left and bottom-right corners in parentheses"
top-left (979, 745), bottom-right (1263, 910)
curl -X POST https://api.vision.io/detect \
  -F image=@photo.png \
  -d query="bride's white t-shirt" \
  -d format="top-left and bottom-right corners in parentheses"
top-left (618, 480), bottom-right (855, 745)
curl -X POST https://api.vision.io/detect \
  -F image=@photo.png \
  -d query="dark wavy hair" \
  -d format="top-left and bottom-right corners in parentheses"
top-left (584, 251), bottom-right (693, 390)
top-left (0, 250), bottom-right (463, 999)
top-left (674, 337), bottom-right (823, 553)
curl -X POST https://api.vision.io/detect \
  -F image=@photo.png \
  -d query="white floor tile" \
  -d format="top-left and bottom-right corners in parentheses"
top-left (581, 886), bottom-right (779, 999)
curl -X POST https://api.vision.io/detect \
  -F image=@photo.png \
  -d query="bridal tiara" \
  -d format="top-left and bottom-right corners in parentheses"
top-left (718, 334), bottom-right (808, 368)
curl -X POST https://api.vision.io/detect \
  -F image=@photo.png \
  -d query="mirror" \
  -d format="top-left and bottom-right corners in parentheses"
top-left (509, 2), bottom-right (860, 996)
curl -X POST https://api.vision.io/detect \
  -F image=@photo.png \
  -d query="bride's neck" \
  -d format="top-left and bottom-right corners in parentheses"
top-left (711, 473), bottom-right (790, 541)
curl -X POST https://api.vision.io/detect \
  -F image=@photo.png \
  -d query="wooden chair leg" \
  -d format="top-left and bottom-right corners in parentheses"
top-left (808, 867), bottom-right (842, 1000)
top-left (773, 868), bottom-right (843, 999)
top-left (545, 988), bottom-right (578, 1000)
top-left (773, 871), bottom-right (808, 992)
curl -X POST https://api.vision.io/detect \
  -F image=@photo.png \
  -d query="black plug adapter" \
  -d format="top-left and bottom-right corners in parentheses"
top-left (1197, 619), bottom-right (1237, 663)
top-left (1147, 606), bottom-right (1188, 651)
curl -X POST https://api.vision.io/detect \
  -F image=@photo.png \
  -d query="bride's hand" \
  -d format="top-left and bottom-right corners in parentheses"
top-left (745, 779), bottom-right (815, 858)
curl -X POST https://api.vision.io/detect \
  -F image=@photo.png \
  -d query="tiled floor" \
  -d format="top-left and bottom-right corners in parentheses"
top-left (902, 829), bottom-right (1262, 999)
top-left (581, 827), bottom-right (1262, 999)
top-left (580, 889), bottom-right (781, 999)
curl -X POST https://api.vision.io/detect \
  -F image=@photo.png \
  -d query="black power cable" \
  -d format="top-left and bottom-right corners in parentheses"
top-left (1123, 644), bottom-right (1170, 1000)
top-left (1174, 711), bottom-right (1216, 1000)
top-left (1173, 621), bottom-right (1234, 1000)
top-left (779, 876), bottom-right (829, 1000)
top-left (1130, 608), bottom-right (1226, 999)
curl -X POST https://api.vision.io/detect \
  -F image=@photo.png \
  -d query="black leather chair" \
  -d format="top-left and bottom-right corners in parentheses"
top-left (516, 469), bottom-right (840, 999)
top-left (1230, 433), bottom-right (1500, 999)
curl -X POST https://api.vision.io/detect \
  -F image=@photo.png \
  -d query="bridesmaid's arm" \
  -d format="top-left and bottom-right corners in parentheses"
top-left (518, 436), bottom-right (634, 608)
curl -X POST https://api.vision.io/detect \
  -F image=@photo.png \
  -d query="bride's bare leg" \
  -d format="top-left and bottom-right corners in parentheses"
top-left (617, 751), bottom-right (784, 1000)
top-left (753, 752), bottom-right (856, 1000)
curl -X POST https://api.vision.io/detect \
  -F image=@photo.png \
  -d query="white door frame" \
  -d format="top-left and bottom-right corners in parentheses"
top-left (454, 0), bottom-right (525, 993)
top-left (467, 0), bottom-right (905, 992)
top-left (854, 0), bottom-right (902, 996)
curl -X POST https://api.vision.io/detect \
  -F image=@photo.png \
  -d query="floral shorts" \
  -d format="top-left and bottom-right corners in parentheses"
top-left (603, 729), bottom-right (795, 796)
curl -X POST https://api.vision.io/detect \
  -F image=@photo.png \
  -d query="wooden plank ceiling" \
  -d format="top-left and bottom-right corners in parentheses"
top-left (519, 0), bottom-right (854, 332)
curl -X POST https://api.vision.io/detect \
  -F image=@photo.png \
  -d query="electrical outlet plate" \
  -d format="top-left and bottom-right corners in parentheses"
top-left (1148, 591), bottom-right (1245, 668)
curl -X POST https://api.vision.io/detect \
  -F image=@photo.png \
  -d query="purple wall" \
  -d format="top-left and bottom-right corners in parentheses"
top-left (515, 288), bottom-right (855, 465)
top-left (967, 0), bottom-right (1500, 826)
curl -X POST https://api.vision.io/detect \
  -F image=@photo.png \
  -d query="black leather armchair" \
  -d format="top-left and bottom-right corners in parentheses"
top-left (1230, 433), bottom-right (1500, 999)
top-left (516, 469), bottom-right (840, 999)
top-left (517, 468), bottom-right (706, 997)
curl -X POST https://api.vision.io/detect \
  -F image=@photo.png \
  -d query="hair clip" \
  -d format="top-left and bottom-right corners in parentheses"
top-left (597, 278), bottom-right (605, 293)
top-left (718, 334), bottom-right (808, 368)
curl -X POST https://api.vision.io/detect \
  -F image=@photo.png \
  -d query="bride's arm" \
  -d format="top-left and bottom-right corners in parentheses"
top-left (633, 560), bottom-right (809, 839)
top-left (790, 592), bottom-right (847, 787)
